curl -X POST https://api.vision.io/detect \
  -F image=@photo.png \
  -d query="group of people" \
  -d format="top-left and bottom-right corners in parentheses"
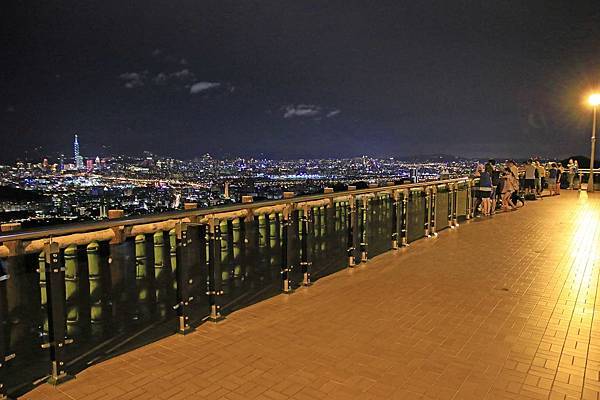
top-left (473, 158), bottom-right (579, 216)
top-left (522, 159), bottom-right (570, 197)
top-left (523, 158), bottom-right (581, 195)
top-left (474, 160), bottom-right (520, 216)
top-left (567, 159), bottom-right (580, 189)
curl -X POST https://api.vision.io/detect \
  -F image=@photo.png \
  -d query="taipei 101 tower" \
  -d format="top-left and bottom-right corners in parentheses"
top-left (74, 134), bottom-right (84, 169)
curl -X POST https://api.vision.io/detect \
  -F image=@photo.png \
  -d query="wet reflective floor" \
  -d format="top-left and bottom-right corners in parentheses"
top-left (24, 191), bottom-right (600, 400)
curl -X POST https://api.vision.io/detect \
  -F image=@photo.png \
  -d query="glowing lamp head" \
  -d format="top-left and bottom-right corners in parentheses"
top-left (589, 93), bottom-right (600, 106)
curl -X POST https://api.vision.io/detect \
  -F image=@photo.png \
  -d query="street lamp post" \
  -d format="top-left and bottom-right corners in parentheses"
top-left (588, 94), bottom-right (600, 192)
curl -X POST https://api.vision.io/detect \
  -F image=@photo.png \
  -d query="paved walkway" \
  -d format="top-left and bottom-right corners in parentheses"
top-left (25, 191), bottom-right (600, 400)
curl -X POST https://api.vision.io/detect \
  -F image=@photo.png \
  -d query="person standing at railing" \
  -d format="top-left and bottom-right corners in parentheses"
top-left (575, 160), bottom-right (579, 189)
top-left (489, 159), bottom-right (502, 214)
top-left (524, 159), bottom-right (536, 196)
top-left (567, 158), bottom-right (577, 190)
top-left (555, 162), bottom-right (564, 195)
top-left (535, 160), bottom-right (546, 197)
top-left (475, 163), bottom-right (494, 216)
top-left (547, 163), bottom-right (558, 196)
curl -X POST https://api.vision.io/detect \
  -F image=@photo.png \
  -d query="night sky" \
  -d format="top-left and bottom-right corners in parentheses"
top-left (3, 1), bottom-right (600, 161)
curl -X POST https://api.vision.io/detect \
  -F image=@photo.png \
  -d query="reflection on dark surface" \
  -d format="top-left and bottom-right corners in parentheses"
top-left (407, 190), bottom-right (426, 243)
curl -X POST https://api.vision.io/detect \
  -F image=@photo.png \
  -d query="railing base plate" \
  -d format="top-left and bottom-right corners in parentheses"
top-left (209, 315), bottom-right (226, 323)
top-left (47, 373), bottom-right (74, 386)
top-left (177, 326), bottom-right (196, 335)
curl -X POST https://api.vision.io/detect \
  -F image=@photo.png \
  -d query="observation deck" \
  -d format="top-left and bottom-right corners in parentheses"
top-left (1, 181), bottom-right (599, 399)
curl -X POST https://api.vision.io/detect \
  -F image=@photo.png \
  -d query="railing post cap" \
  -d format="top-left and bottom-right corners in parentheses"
top-left (283, 191), bottom-right (295, 199)
top-left (183, 202), bottom-right (198, 210)
top-left (241, 195), bottom-right (253, 203)
top-left (1, 222), bottom-right (21, 232)
top-left (324, 187), bottom-right (334, 194)
top-left (108, 210), bottom-right (124, 219)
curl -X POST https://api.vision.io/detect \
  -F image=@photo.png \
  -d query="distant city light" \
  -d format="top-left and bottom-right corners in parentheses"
top-left (0, 140), bottom-right (476, 227)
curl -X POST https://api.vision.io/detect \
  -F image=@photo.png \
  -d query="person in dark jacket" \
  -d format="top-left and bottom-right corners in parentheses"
top-left (476, 163), bottom-right (494, 216)
top-left (489, 159), bottom-right (502, 213)
top-left (547, 163), bottom-right (558, 196)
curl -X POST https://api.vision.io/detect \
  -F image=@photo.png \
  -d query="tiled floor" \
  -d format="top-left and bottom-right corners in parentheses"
top-left (24, 191), bottom-right (600, 400)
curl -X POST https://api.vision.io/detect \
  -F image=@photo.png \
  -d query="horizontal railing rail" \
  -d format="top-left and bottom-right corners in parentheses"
top-left (575, 168), bottom-right (600, 173)
top-left (0, 177), bottom-right (470, 244)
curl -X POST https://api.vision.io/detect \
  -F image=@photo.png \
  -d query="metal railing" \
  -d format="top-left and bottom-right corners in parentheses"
top-left (0, 177), bottom-right (476, 398)
top-left (561, 169), bottom-right (600, 190)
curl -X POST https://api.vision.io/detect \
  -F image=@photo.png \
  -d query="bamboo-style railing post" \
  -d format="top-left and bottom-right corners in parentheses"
top-left (63, 244), bottom-right (80, 336)
top-left (86, 241), bottom-right (104, 335)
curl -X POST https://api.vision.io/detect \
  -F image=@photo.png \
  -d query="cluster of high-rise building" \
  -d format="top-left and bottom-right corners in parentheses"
top-left (0, 135), bottom-right (478, 228)
top-left (40, 135), bottom-right (105, 173)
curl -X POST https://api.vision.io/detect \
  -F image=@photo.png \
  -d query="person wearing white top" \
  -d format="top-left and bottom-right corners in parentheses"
top-left (535, 161), bottom-right (545, 196)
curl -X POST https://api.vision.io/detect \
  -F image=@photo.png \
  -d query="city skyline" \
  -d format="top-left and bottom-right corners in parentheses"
top-left (0, 132), bottom-right (589, 165)
top-left (3, 1), bottom-right (600, 161)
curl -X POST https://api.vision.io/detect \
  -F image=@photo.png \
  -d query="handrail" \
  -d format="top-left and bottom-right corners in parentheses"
top-left (0, 177), bottom-right (470, 243)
